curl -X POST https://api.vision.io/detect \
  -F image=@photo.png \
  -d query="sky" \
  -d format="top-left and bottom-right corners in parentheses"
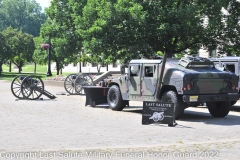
top-left (35, 0), bottom-right (50, 11)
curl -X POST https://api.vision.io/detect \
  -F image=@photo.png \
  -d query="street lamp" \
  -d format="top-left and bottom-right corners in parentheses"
top-left (41, 44), bottom-right (52, 76)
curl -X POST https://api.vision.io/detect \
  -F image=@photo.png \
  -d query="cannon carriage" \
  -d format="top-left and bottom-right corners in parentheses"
top-left (11, 75), bottom-right (56, 100)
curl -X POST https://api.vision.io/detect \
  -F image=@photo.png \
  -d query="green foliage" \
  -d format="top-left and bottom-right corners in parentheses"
top-left (0, 0), bottom-right (47, 36)
top-left (0, 31), bottom-right (12, 74)
top-left (41, 0), bottom-right (240, 67)
top-left (42, 0), bottom-right (86, 75)
top-left (1, 27), bottom-right (35, 73)
top-left (33, 37), bottom-right (46, 65)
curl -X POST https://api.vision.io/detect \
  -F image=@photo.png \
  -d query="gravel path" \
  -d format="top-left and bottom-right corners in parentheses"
top-left (0, 80), bottom-right (240, 160)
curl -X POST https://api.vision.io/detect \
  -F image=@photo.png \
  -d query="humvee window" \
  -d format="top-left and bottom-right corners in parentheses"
top-left (225, 64), bottom-right (235, 73)
top-left (144, 66), bottom-right (153, 77)
top-left (130, 65), bottom-right (140, 76)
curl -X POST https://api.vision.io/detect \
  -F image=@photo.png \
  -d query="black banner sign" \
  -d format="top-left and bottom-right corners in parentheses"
top-left (142, 101), bottom-right (176, 126)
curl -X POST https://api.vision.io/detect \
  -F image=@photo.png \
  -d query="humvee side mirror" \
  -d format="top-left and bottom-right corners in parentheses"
top-left (121, 65), bottom-right (125, 74)
top-left (120, 64), bottom-right (128, 74)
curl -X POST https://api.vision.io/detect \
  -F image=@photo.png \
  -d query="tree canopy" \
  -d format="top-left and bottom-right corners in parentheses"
top-left (1, 27), bottom-right (35, 73)
top-left (45, 0), bottom-right (240, 66)
top-left (0, 0), bottom-right (47, 36)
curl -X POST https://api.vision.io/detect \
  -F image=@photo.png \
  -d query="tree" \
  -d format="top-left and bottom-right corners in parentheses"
top-left (32, 36), bottom-right (46, 73)
top-left (78, 0), bottom-right (240, 59)
top-left (38, 0), bottom-right (240, 69)
top-left (41, 0), bottom-right (87, 75)
top-left (219, 0), bottom-right (240, 56)
top-left (2, 27), bottom-right (35, 73)
top-left (0, 32), bottom-right (12, 75)
top-left (0, 0), bottom-right (47, 36)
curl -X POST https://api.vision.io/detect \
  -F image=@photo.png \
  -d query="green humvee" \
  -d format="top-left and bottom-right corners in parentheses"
top-left (102, 57), bottom-right (239, 119)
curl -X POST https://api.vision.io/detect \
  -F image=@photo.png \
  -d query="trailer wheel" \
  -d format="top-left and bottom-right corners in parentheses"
top-left (107, 85), bottom-right (125, 111)
top-left (207, 101), bottom-right (230, 118)
top-left (161, 91), bottom-right (185, 120)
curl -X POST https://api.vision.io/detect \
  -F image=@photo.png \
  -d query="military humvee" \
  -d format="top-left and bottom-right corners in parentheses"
top-left (210, 56), bottom-right (240, 105)
top-left (100, 57), bottom-right (239, 119)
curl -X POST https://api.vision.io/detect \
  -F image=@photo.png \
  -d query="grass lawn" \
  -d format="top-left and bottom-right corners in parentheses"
top-left (0, 64), bottom-right (73, 81)
top-left (1, 64), bottom-right (103, 81)
top-left (2, 64), bottom-right (48, 73)
top-left (0, 72), bottom-right (47, 81)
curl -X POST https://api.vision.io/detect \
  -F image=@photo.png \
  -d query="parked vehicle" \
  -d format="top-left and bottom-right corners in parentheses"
top-left (94, 57), bottom-right (239, 119)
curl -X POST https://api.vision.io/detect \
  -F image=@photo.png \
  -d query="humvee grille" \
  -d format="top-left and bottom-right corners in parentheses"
top-left (193, 79), bottom-right (226, 94)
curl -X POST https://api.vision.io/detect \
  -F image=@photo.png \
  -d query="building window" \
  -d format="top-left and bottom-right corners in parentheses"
top-left (113, 61), bottom-right (117, 68)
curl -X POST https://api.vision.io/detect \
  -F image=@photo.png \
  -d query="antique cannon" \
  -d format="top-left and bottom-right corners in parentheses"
top-left (11, 75), bottom-right (56, 100)
top-left (63, 73), bottom-right (93, 95)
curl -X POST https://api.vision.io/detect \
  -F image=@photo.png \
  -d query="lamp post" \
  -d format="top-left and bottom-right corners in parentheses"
top-left (41, 44), bottom-right (52, 76)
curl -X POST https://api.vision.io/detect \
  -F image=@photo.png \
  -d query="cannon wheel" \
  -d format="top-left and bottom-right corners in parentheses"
top-left (20, 75), bottom-right (44, 100)
top-left (11, 75), bottom-right (27, 99)
top-left (74, 74), bottom-right (93, 95)
top-left (64, 73), bottom-right (79, 94)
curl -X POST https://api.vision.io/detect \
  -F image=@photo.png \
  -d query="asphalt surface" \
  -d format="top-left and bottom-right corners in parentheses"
top-left (1, 80), bottom-right (240, 160)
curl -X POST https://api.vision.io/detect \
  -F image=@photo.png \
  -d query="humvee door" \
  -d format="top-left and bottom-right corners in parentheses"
top-left (141, 64), bottom-right (158, 96)
top-left (128, 64), bottom-right (141, 95)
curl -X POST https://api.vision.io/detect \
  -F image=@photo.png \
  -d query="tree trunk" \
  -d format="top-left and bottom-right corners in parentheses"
top-left (60, 69), bottom-right (62, 75)
top-left (0, 62), bottom-right (2, 75)
top-left (166, 49), bottom-right (174, 58)
top-left (79, 62), bottom-right (81, 73)
top-left (97, 65), bottom-right (101, 73)
top-left (34, 62), bottom-right (36, 73)
top-left (18, 66), bottom-right (22, 74)
top-left (106, 64), bottom-right (108, 71)
top-left (9, 61), bottom-right (11, 72)
top-left (56, 61), bottom-right (60, 75)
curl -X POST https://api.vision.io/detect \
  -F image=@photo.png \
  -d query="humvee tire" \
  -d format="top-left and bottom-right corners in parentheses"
top-left (231, 101), bottom-right (237, 106)
top-left (161, 91), bottom-right (185, 120)
top-left (207, 101), bottom-right (230, 118)
top-left (107, 85), bottom-right (125, 111)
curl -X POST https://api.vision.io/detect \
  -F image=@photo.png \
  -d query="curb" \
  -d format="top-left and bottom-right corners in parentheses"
top-left (43, 80), bottom-right (64, 87)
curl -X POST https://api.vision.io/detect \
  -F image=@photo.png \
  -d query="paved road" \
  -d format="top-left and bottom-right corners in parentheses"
top-left (1, 80), bottom-right (240, 160)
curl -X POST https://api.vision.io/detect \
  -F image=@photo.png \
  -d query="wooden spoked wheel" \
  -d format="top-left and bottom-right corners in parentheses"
top-left (64, 73), bottom-right (79, 94)
top-left (20, 75), bottom-right (44, 100)
top-left (74, 74), bottom-right (93, 95)
top-left (11, 75), bottom-right (27, 99)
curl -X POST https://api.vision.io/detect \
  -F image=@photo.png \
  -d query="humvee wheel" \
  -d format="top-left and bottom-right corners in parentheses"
top-left (64, 74), bottom-right (78, 94)
top-left (207, 101), bottom-right (230, 118)
top-left (161, 91), bottom-right (185, 120)
top-left (231, 101), bottom-right (237, 106)
top-left (107, 85), bottom-right (125, 111)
